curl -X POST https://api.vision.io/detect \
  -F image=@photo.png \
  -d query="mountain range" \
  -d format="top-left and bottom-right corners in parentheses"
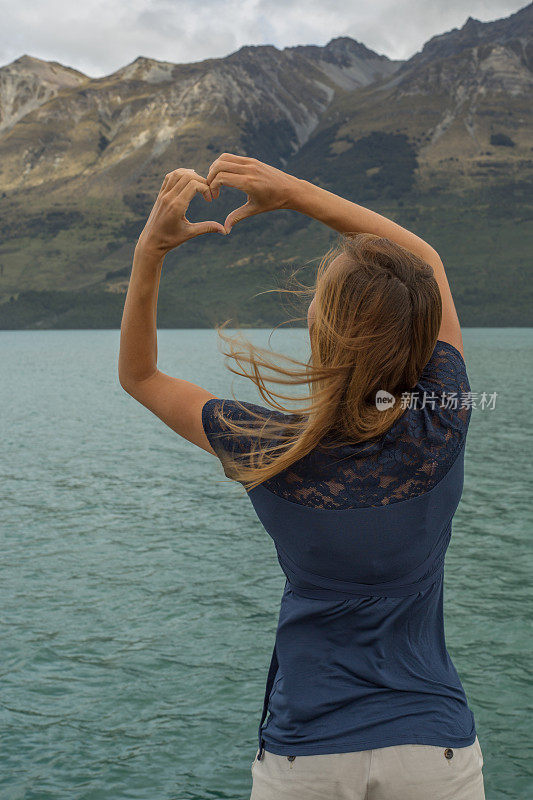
top-left (0, 3), bottom-right (531, 328)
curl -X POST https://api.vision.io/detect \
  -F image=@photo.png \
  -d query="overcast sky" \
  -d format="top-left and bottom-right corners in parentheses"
top-left (0, 0), bottom-right (528, 76)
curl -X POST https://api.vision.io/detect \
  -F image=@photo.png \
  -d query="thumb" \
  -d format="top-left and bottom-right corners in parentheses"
top-left (224, 200), bottom-right (256, 233)
top-left (188, 220), bottom-right (227, 238)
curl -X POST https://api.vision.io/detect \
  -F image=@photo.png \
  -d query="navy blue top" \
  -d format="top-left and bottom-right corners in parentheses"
top-left (202, 340), bottom-right (477, 756)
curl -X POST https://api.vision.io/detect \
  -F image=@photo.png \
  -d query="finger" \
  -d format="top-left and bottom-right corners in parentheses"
top-left (208, 152), bottom-right (251, 172)
top-left (186, 220), bottom-right (227, 238)
top-left (206, 158), bottom-right (250, 185)
top-left (218, 152), bottom-right (250, 162)
top-left (224, 200), bottom-right (257, 233)
top-left (208, 163), bottom-right (249, 200)
top-left (210, 172), bottom-right (249, 197)
top-left (163, 169), bottom-right (209, 196)
top-left (173, 176), bottom-right (213, 203)
top-left (160, 168), bottom-right (189, 194)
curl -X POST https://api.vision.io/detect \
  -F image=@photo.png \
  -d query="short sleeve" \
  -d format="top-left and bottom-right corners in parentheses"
top-left (415, 339), bottom-right (472, 456)
top-left (419, 340), bottom-right (470, 400)
top-left (201, 398), bottom-right (290, 481)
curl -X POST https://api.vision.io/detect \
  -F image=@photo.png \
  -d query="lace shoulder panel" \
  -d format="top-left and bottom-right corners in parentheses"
top-left (203, 341), bottom-right (472, 508)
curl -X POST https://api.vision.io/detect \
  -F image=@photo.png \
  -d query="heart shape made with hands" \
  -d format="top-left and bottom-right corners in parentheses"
top-left (200, 179), bottom-right (257, 236)
top-left (153, 156), bottom-right (282, 248)
top-left (161, 165), bottom-right (257, 238)
top-left (193, 189), bottom-right (249, 237)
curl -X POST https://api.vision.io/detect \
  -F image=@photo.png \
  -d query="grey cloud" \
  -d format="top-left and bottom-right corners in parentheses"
top-left (0, 0), bottom-right (527, 76)
top-left (343, 0), bottom-right (530, 59)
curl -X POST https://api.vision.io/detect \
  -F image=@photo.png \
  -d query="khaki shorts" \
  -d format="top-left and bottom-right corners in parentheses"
top-left (250, 736), bottom-right (485, 800)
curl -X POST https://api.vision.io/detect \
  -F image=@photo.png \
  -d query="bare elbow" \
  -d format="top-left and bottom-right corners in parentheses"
top-left (118, 368), bottom-right (157, 397)
top-left (118, 370), bottom-right (135, 395)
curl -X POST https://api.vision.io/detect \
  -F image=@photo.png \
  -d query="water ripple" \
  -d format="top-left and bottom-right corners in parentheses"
top-left (1, 328), bottom-right (531, 800)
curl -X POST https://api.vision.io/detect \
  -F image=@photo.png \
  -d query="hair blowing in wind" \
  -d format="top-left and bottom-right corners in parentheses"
top-left (213, 231), bottom-right (443, 491)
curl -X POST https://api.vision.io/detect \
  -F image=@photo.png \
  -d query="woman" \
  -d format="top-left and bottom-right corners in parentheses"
top-left (118, 154), bottom-right (485, 800)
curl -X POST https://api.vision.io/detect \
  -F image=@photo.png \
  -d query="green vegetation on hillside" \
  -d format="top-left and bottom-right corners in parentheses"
top-left (1, 183), bottom-right (531, 329)
top-left (0, 5), bottom-right (531, 330)
top-left (289, 129), bottom-right (418, 200)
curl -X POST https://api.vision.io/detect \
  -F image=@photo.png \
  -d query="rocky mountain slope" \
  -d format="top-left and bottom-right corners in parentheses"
top-left (0, 4), bottom-right (531, 328)
top-left (0, 37), bottom-right (399, 194)
top-left (0, 55), bottom-right (88, 133)
top-left (290, 3), bottom-right (532, 194)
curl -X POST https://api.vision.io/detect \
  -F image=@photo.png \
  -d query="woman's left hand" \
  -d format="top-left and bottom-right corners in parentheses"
top-left (136, 168), bottom-right (226, 256)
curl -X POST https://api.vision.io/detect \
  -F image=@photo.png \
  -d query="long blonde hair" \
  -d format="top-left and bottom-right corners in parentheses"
top-left (214, 232), bottom-right (442, 491)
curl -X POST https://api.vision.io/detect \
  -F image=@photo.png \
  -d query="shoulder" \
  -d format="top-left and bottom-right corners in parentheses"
top-left (202, 397), bottom-right (289, 433)
top-left (407, 338), bottom-right (472, 450)
top-left (201, 397), bottom-right (293, 463)
top-left (419, 339), bottom-right (470, 393)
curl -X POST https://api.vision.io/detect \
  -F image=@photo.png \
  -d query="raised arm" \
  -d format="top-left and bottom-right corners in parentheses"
top-left (206, 154), bottom-right (463, 357)
top-left (118, 168), bottom-right (226, 455)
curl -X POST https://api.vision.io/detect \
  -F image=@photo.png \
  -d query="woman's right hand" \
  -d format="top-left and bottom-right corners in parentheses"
top-left (206, 153), bottom-right (301, 233)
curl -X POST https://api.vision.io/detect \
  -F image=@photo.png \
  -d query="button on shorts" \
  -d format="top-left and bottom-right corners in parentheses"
top-left (250, 736), bottom-right (485, 800)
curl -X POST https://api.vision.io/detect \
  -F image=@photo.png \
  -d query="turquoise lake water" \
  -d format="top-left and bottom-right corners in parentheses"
top-left (1, 328), bottom-right (532, 800)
